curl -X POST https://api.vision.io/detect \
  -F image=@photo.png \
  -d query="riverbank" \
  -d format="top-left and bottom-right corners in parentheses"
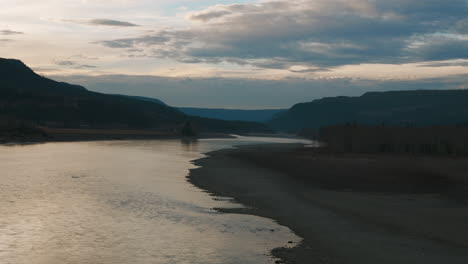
top-left (0, 126), bottom-right (237, 144)
top-left (188, 144), bottom-right (468, 264)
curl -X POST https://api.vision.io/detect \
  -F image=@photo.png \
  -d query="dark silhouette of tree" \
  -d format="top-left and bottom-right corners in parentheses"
top-left (319, 124), bottom-right (468, 156)
top-left (181, 120), bottom-right (198, 137)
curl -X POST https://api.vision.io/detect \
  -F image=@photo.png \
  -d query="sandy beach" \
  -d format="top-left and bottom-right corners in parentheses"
top-left (188, 144), bottom-right (468, 264)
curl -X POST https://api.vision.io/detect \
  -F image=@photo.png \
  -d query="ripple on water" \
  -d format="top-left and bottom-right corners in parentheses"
top-left (0, 138), bottom-right (307, 264)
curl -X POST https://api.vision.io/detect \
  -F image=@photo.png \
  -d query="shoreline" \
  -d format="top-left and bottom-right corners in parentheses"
top-left (188, 144), bottom-right (468, 264)
top-left (0, 127), bottom-right (302, 146)
top-left (0, 127), bottom-right (238, 145)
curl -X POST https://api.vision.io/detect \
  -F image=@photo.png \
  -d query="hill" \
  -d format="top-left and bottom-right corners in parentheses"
top-left (178, 108), bottom-right (284, 122)
top-left (270, 90), bottom-right (468, 132)
top-left (118, 95), bottom-right (284, 122)
top-left (0, 58), bottom-right (270, 134)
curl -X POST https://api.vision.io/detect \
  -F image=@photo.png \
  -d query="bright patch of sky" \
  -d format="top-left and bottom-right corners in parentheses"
top-left (162, 0), bottom-right (255, 14)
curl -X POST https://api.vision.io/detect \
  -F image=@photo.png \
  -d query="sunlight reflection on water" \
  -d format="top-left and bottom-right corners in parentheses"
top-left (0, 137), bottom-right (310, 264)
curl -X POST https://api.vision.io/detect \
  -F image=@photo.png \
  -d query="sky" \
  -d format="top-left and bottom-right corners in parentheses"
top-left (1, 0), bottom-right (467, 108)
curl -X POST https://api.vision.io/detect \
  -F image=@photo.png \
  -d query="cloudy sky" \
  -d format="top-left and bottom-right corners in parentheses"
top-left (1, 0), bottom-right (467, 108)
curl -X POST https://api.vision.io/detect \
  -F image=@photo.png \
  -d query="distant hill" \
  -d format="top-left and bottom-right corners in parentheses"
top-left (270, 90), bottom-right (468, 132)
top-left (121, 95), bottom-right (285, 122)
top-left (0, 58), bottom-right (270, 134)
top-left (178, 108), bottom-right (285, 122)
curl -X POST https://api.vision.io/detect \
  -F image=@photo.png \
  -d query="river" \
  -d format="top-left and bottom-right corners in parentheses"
top-left (0, 136), bottom-right (310, 264)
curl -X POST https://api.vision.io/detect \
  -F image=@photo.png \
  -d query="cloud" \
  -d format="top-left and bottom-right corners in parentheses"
top-left (187, 3), bottom-right (262, 22)
top-left (419, 59), bottom-right (468, 67)
top-left (64, 18), bottom-right (138, 27)
top-left (188, 7), bottom-right (233, 22)
top-left (0, 30), bottom-right (24, 35)
top-left (406, 35), bottom-right (468, 61)
top-left (70, 54), bottom-right (99, 60)
top-left (0, 39), bottom-right (14, 45)
top-left (455, 19), bottom-right (468, 34)
top-left (55, 60), bottom-right (76, 66)
top-left (76, 64), bottom-right (97, 69)
top-left (53, 60), bottom-right (98, 69)
top-left (32, 67), bottom-right (63, 73)
top-left (88, 19), bottom-right (138, 27)
top-left (96, 0), bottom-right (468, 70)
top-left (288, 66), bottom-right (331, 73)
top-left (99, 34), bottom-right (171, 48)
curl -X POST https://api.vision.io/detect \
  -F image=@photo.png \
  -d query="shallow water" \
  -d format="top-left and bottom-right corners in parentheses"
top-left (0, 136), bottom-right (309, 264)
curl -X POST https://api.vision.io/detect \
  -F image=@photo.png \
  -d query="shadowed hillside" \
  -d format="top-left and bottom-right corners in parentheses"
top-left (0, 58), bottom-right (270, 134)
top-left (117, 95), bottom-right (285, 122)
top-left (270, 90), bottom-right (468, 132)
top-left (178, 107), bottom-right (284, 122)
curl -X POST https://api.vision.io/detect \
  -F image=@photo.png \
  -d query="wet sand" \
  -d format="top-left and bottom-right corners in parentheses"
top-left (188, 144), bottom-right (468, 264)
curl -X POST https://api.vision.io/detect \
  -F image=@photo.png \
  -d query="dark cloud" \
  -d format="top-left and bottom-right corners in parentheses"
top-left (55, 60), bottom-right (76, 66)
top-left (76, 64), bottom-right (97, 69)
top-left (96, 0), bottom-right (468, 69)
top-left (376, 0), bottom-right (468, 20)
top-left (407, 36), bottom-right (468, 61)
top-left (54, 60), bottom-right (98, 69)
top-left (289, 68), bottom-right (331, 73)
top-left (89, 19), bottom-right (138, 27)
top-left (64, 19), bottom-right (138, 27)
top-left (455, 19), bottom-right (468, 34)
top-left (32, 67), bottom-right (63, 73)
top-left (99, 34), bottom-right (170, 48)
top-left (0, 30), bottom-right (23, 35)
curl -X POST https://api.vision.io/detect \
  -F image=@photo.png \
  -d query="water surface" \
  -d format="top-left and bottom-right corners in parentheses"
top-left (0, 136), bottom-right (309, 264)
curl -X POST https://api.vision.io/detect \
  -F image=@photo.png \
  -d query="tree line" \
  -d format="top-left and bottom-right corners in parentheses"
top-left (319, 123), bottom-right (468, 156)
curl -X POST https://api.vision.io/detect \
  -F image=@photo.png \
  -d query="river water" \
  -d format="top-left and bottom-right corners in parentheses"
top-left (0, 136), bottom-right (309, 264)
